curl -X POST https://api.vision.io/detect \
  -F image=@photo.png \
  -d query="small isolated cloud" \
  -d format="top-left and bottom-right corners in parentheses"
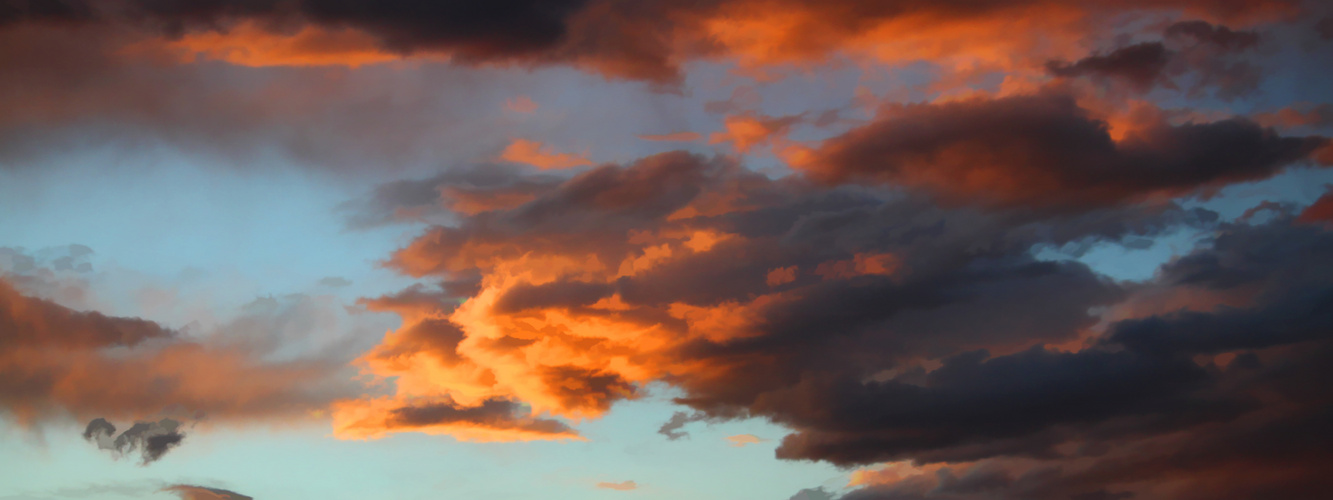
top-left (505, 96), bottom-right (539, 114)
top-left (499, 139), bottom-right (592, 170)
top-left (596, 480), bottom-right (638, 491)
top-left (318, 276), bottom-right (353, 287)
top-left (162, 484), bottom-right (253, 500)
top-left (657, 411), bottom-right (716, 440)
top-left (766, 266), bottom-right (798, 286)
top-left (725, 434), bottom-right (767, 447)
top-left (638, 131), bottom-right (702, 142)
top-left (83, 418), bottom-right (186, 465)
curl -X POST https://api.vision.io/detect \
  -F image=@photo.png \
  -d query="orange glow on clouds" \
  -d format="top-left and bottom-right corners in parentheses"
top-left (499, 139), bottom-right (593, 170)
top-left (144, 23), bottom-right (418, 68)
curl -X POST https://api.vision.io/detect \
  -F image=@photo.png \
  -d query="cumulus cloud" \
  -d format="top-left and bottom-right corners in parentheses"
top-left (337, 134), bottom-right (1333, 498)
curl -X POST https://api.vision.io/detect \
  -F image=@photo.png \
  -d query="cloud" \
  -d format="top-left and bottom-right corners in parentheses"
top-left (1047, 42), bottom-right (1173, 92)
top-left (499, 139), bottom-right (594, 170)
top-left (343, 139), bottom-right (1333, 497)
top-left (0, 273), bottom-right (370, 427)
top-left (162, 485), bottom-right (253, 500)
top-left (596, 480), bottom-right (638, 491)
top-left (709, 113), bottom-right (802, 154)
top-left (726, 434), bottom-right (766, 447)
top-left (333, 396), bottom-right (582, 441)
top-left (337, 149), bottom-right (1205, 447)
top-left (0, 0), bottom-right (1307, 86)
top-left (318, 276), bottom-right (353, 287)
top-left (797, 90), bottom-right (1327, 210)
top-left (638, 131), bottom-right (703, 142)
top-left (1046, 21), bottom-right (1265, 98)
top-left (830, 211), bottom-right (1333, 499)
top-left (1298, 186), bottom-right (1333, 224)
top-left (82, 418), bottom-right (186, 464)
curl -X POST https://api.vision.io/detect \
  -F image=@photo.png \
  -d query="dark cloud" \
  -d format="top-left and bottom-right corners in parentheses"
top-left (0, 0), bottom-right (591, 60)
top-left (381, 398), bottom-right (577, 437)
top-left (1165, 20), bottom-right (1260, 50)
top-left (801, 91), bottom-right (1327, 209)
top-left (1314, 16), bottom-right (1333, 40)
top-left (832, 212), bottom-right (1333, 499)
top-left (0, 0), bottom-right (1313, 86)
top-left (1047, 42), bottom-right (1172, 92)
top-left (1047, 21), bottom-right (1263, 98)
top-left (352, 142), bottom-right (1333, 497)
top-left (83, 417), bottom-right (186, 464)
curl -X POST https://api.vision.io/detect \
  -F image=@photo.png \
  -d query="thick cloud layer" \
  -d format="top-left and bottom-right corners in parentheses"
top-left (0, 0), bottom-right (1311, 82)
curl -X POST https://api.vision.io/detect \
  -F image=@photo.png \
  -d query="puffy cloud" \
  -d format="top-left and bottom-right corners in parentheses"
top-left (343, 140), bottom-right (1333, 498)
top-left (336, 149), bottom-right (1207, 446)
top-left (831, 212), bottom-right (1333, 499)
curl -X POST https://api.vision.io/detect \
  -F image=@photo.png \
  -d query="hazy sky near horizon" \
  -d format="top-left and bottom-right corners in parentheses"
top-left (2, 1), bottom-right (1333, 499)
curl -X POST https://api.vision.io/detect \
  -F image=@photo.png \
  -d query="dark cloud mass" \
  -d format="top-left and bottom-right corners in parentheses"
top-left (1, 0), bottom-right (1331, 498)
top-left (350, 136), bottom-right (1333, 498)
top-left (801, 91), bottom-right (1327, 209)
top-left (82, 417), bottom-right (186, 464)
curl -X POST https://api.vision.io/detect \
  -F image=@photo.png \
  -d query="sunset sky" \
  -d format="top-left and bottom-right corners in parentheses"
top-left (2, 1), bottom-right (1332, 499)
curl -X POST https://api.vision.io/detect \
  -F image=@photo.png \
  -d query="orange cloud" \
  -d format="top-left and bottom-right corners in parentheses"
top-left (0, 279), bottom-right (349, 426)
top-left (499, 139), bottom-right (593, 170)
top-left (710, 114), bottom-right (801, 154)
top-left (162, 485), bottom-right (252, 500)
top-left (1297, 187), bottom-right (1333, 225)
top-left (638, 131), bottom-right (703, 142)
top-left (596, 480), bottom-right (638, 491)
top-left (766, 266), bottom-right (798, 286)
top-left (143, 22), bottom-right (415, 68)
top-left (725, 434), bottom-right (767, 447)
top-left (814, 253), bottom-right (901, 280)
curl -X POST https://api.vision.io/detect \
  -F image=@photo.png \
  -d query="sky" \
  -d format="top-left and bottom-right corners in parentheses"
top-left (1, 1), bottom-right (1332, 499)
